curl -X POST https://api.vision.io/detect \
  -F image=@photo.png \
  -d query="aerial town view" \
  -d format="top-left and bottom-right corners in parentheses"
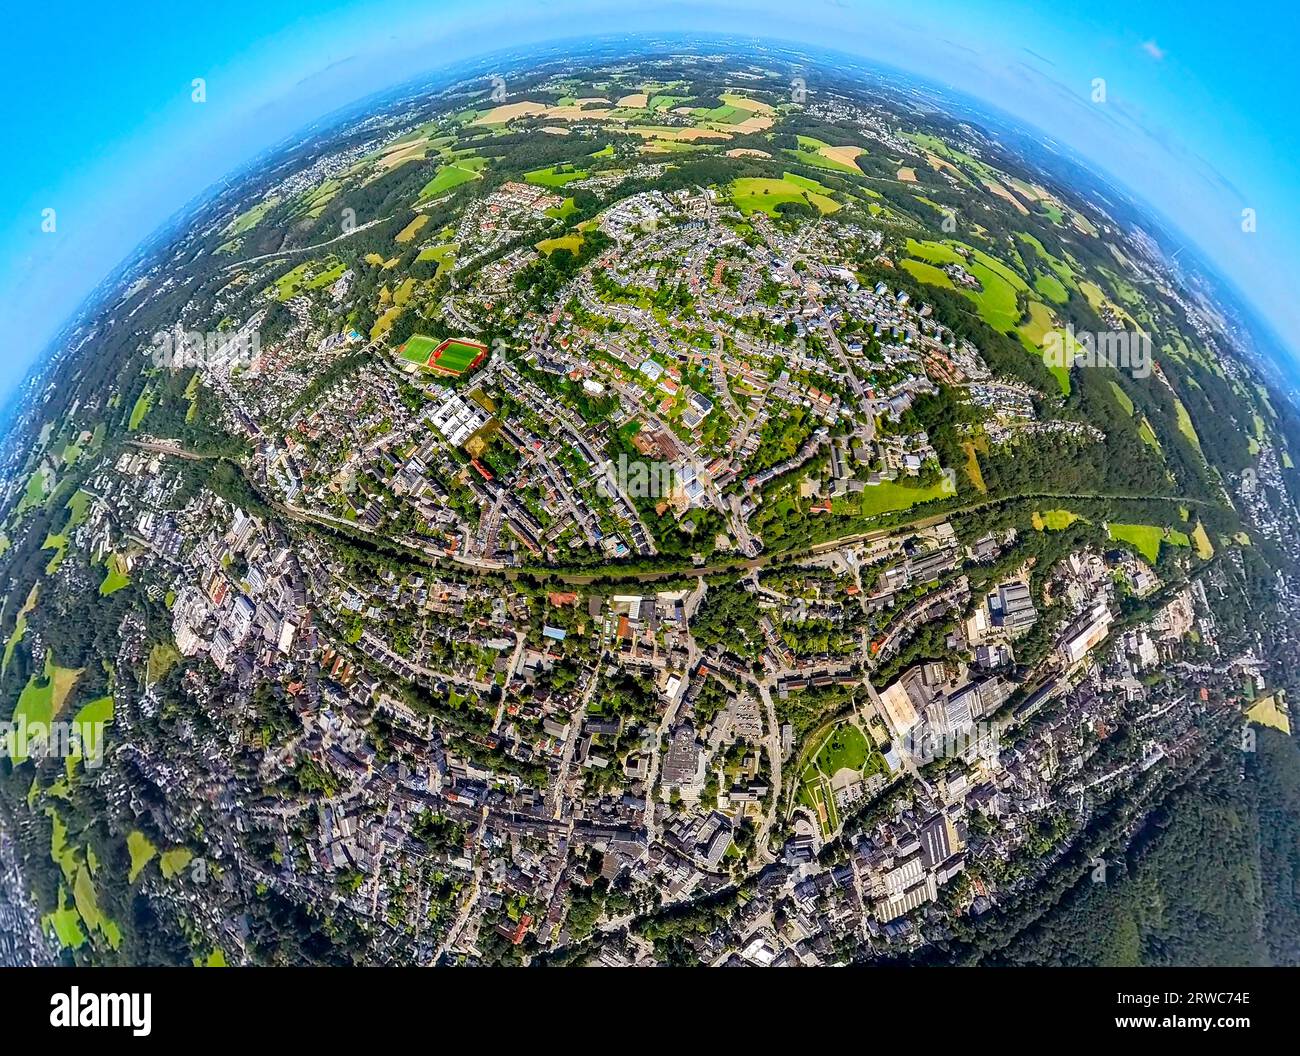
top-left (1, 0), bottom-right (1297, 1032)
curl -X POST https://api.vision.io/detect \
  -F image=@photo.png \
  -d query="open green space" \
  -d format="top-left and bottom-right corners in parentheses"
top-left (784, 135), bottom-right (865, 175)
top-left (226, 196), bottom-right (279, 236)
top-left (417, 156), bottom-right (487, 201)
top-left (812, 723), bottom-right (870, 774)
top-left (1108, 381), bottom-right (1135, 416)
top-left (834, 472), bottom-right (955, 519)
top-left (1108, 522), bottom-right (1189, 564)
top-left (1033, 509), bottom-right (1082, 531)
top-left (730, 173), bottom-right (840, 217)
top-left (160, 848), bottom-right (194, 879)
top-left (524, 164), bottom-right (589, 187)
top-left (900, 259), bottom-right (954, 289)
top-left (274, 259), bottom-right (346, 301)
top-left (127, 831), bottom-right (158, 883)
top-left (99, 553), bottom-right (131, 596)
top-left (3, 584), bottom-right (39, 674)
top-left (9, 654), bottom-right (82, 763)
top-left (128, 389), bottom-right (153, 431)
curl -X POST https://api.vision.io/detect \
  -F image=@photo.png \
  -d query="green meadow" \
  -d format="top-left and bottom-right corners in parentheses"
top-left (730, 172), bottom-right (840, 217)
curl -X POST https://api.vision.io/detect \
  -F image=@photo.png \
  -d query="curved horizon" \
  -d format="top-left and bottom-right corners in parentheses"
top-left (6, 1), bottom-right (1299, 407)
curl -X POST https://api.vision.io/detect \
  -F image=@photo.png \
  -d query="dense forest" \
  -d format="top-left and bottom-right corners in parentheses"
top-left (988, 727), bottom-right (1300, 967)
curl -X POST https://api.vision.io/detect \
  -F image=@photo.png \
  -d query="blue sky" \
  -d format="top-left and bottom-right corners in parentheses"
top-left (5, 0), bottom-right (1297, 397)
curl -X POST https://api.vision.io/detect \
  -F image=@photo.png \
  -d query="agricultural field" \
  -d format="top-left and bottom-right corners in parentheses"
top-left (9, 654), bottom-right (83, 764)
top-left (785, 135), bottom-right (865, 175)
top-left (417, 155), bottom-right (487, 201)
top-left (730, 172), bottom-right (840, 217)
top-left (525, 164), bottom-right (589, 187)
top-left (394, 214), bottom-right (429, 243)
top-left (903, 237), bottom-right (1070, 393)
top-left (225, 195), bottom-right (279, 236)
top-left (274, 258), bottom-right (346, 301)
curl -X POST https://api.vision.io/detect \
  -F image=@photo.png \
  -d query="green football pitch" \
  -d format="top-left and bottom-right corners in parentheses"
top-left (399, 335), bottom-right (487, 375)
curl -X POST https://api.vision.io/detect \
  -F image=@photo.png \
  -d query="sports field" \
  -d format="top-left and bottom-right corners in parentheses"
top-left (400, 335), bottom-right (488, 376)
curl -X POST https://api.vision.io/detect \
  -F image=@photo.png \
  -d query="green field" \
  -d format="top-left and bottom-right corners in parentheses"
top-left (1033, 509), bottom-right (1082, 531)
top-left (66, 695), bottom-right (113, 776)
top-left (1108, 380), bottom-right (1135, 416)
top-left (46, 896), bottom-right (87, 948)
top-left (99, 553), bottom-right (131, 596)
top-left (127, 389), bottom-right (153, 431)
top-left (525, 164), bottom-right (589, 187)
top-left (647, 94), bottom-right (689, 111)
top-left (813, 724), bottom-right (870, 774)
top-left (73, 864), bottom-right (120, 948)
top-left (417, 156), bottom-right (487, 201)
top-left (194, 948), bottom-right (229, 967)
top-left (784, 135), bottom-right (865, 175)
top-left (1108, 522), bottom-right (1190, 563)
top-left (147, 642), bottom-right (182, 683)
top-left (730, 173), bottom-right (840, 217)
top-left (127, 831), bottom-right (158, 883)
top-left (900, 259), bottom-right (954, 289)
top-left (160, 847), bottom-right (194, 879)
top-left (1034, 273), bottom-right (1068, 303)
top-left (9, 654), bottom-right (82, 763)
top-left (399, 334), bottom-right (441, 364)
top-left (835, 472), bottom-right (955, 519)
top-left (545, 196), bottom-right (579, 220)
top-left (796, 721), bottom-right (887, 838)
top-left (431, 339), bottom-right (486, 374)
top-left (905, 238), bottom-right (1032, 336)
top-left (3, 584), bottom-right (38, 674)
top-left (274, 259), bottom-right (346, 301)
top-left (19, 466), bottom-right (50, 510)
top-left (1172, 397), bottom-right (1204, 454)
top-left (400, 335), bottom-right (486, 375)
top-left (537, 232), bottom-right (585, 255)
top-left (1191, 521), bottom-right (1215, 560)
top-left (65, 488), bottom-right (93, 528)
top-left (1137, 415), bottom-right (1162, 453)
top-left (226, 196), bottom-right (279, 236)
top-left (416, 243), bottom-right (458, 278)
top-left (42, 532), bottom-right (67, 574)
